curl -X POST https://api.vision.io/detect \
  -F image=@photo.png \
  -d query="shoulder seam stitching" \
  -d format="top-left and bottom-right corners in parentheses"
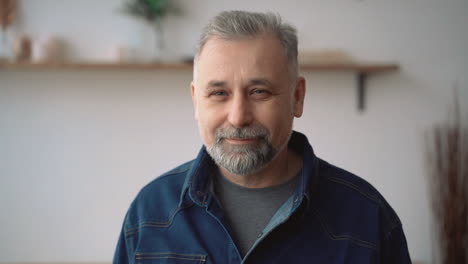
top-left (313, 208), bottom-right (377, 250)
top-left (326, 175), bottom-right (382, 205)
top-left (124, 201), bottom-right (194, 237)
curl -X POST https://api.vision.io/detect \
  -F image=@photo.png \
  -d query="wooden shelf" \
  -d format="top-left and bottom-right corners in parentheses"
top-left (300, 63), bottom-right (399, 73)
top-left (0, 61), bottom-right (399, 112)
top-left (0, 61), bottom-right (398, 72)
top-left (0, 61), bottom-right (193, 71)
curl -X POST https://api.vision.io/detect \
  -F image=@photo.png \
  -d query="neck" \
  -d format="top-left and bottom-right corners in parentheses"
top-left (219, 146), bottom-right (302, 188)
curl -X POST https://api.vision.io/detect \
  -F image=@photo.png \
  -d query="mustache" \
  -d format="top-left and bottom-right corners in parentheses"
top-left (215, 126), bottom-right (270, 142)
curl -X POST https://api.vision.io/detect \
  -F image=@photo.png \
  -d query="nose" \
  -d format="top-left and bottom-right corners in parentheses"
top-left (227, 94), bottom-right (254, 128)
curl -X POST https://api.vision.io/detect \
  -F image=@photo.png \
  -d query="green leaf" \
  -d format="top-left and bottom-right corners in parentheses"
top-left (119, 0), bottom-right (181, 22)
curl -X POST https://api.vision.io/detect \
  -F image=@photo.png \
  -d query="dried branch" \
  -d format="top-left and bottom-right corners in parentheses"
top-left (427, 91), bottom-right (468, 264)
top-left (0, 0), bottom-right (16, 30)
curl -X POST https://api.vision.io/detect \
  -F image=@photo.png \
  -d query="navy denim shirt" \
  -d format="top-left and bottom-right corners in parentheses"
top-left (114, 131), bottom-right (412, 264)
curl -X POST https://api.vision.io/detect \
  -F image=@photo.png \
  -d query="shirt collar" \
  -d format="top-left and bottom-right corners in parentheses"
top-left (180, 131), bottom-right (319, 207)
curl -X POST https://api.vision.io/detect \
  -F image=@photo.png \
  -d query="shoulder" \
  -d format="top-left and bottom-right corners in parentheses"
top-left (137, 160), bottom-right (194, 200)
top-left (123, 160), bottom-right (195, 230)
top-left (317, 159), bottom-right (392, 208)
top-left (312, 158), bottom-right (402, 249)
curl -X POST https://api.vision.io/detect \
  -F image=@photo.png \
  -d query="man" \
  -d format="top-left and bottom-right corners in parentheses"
top-left (114, 11), bottom-right (411, 264)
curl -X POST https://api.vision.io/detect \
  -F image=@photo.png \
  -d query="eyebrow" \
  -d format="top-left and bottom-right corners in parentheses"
top-left (206, 80), bottom-right (227, 89)
top-left (248, 78), bottom-right (272, 87)
top-left (205, 78), bottom-right (273, 90)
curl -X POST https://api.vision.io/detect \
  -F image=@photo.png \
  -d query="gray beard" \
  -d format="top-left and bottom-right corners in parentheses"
top-left (207, 126), bottom-right (276, 176)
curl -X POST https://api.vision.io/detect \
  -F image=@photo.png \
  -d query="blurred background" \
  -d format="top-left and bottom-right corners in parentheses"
top-left (1, 0), bottom-right (467, 263)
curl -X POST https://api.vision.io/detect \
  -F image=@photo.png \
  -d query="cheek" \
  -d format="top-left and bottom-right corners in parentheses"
top-left (257, 101), bottom-right (293, 142)
top-left (199, 107), bottom-right (224, 128)
top-left (197, 106), bottom-right (226, 144)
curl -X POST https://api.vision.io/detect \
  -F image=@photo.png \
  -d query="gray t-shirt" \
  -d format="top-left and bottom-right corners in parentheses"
top-left (213, 170), bottom-right (300, 257)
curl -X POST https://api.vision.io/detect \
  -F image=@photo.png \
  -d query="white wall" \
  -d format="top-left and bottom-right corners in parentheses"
top-left (1, 0), bottom-right (467, 263)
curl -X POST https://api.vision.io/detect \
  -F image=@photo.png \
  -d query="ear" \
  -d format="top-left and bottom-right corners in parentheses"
top-left (191, 81), bottom-right (199, 120)
top-left (293, 77), bottom-right (306, 118)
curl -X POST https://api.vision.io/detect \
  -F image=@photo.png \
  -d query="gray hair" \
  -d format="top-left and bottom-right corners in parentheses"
top-left (193, 10), bottom-right (298, 82)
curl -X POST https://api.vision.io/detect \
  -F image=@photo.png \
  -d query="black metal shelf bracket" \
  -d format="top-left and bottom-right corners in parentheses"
top-left (357, 72), bottom-right (367, 112)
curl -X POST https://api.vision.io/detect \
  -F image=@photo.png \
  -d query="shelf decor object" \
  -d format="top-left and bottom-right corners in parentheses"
top-left (0, 61), bottom-right (399, 112)
top-left (13, 34), bottom-right (32, 61)
top-left (120, 0), bottom-right (181, 61)
top-left (426, 95), bottom-right (467, 264)
top-left (0, 0), bottom-right (16, 60)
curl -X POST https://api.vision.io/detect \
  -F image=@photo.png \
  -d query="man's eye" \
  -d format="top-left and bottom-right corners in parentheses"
top-left (251, 89), bottom-right (271, 97)
top-left (210, 90), bottom-right (228, 97)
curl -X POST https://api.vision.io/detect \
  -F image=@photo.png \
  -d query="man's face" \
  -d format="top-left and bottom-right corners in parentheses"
top-left (191, 33), bottom-right (305, 175)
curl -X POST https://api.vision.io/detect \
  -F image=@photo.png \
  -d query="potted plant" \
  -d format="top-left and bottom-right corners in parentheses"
top-left (120, 0), bottom-right (180, 61)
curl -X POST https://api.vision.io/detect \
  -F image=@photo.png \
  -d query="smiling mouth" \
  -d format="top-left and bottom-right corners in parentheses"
top-left (224, 138), bottom-right (258, 144)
